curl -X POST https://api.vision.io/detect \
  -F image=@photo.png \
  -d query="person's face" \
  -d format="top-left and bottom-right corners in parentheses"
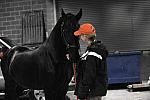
top-left (79, 34), bottom-right (91, 46)
top-left (80, 35), bottom-right (88, 43)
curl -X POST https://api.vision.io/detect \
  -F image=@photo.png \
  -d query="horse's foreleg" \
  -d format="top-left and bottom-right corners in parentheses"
top-left (54, 62), bottom-right (73, 100)
top-left (1, 59), bottom-right (19, 100)
top-left (4, 75), bottom-right (19, 100)
top-left (44, 88), bottom-right (54, 100)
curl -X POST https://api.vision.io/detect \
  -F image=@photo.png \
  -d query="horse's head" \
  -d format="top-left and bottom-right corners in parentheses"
top-left (61, 9), bottom-right (82, 62)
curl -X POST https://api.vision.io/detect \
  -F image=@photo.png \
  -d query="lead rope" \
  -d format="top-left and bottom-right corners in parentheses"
top-left (73, 63), bottom-right (78, 100)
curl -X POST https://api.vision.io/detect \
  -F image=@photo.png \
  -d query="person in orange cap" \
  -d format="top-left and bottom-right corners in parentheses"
top-left (74, 23), bottom-right (108, 100)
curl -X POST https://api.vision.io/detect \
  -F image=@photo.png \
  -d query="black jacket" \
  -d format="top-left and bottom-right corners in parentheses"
top-left (74, 41), bottom-right (108, 99)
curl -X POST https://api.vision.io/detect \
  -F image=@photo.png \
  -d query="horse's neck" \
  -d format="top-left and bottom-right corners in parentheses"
top-left (45, 21), bottom-right (65, 52)
top-left (42, 18), bottom-right (66, 62)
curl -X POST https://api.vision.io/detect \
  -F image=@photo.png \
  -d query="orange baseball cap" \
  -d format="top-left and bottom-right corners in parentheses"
top-left (74, 23), bottom-right (96, 36)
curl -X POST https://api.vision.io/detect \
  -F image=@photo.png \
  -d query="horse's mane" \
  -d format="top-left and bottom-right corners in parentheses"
top-left (45, 17), bottom-right (63, 46)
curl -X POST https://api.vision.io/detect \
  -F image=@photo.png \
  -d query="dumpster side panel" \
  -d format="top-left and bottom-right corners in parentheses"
top-left (107, 52), bottom-right (141, 84)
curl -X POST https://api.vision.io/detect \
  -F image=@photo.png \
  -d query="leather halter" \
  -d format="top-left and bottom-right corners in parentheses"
top-left (61, 21), bottom-right (79, 50)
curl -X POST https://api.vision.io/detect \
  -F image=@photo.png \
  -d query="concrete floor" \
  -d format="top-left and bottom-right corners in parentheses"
top-left (67, 89), bottom-right (150, 100)
top-left (67, 80), bottom-right (150, 100)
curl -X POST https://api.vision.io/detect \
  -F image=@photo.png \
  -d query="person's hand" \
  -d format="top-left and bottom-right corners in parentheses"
top-left (66, 54), bottom-right (70, 60)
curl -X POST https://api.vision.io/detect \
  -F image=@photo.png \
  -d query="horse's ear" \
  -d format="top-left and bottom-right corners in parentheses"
top-left (61, 8), bottom-right (66, 18)
top-left (76, 8), bottom-right (82, 21)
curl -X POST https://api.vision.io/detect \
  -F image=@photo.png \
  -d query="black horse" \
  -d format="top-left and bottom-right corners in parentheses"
top-left (1, 9), bottom-right (82, 100)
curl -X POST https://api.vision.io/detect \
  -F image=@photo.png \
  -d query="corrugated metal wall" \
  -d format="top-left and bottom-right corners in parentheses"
top-left (56, 0), bottom-right (150, 52)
